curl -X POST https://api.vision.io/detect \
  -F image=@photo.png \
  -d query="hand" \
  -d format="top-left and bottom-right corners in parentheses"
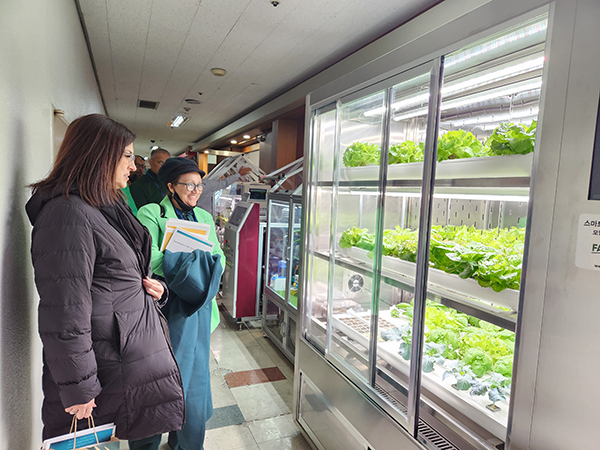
top-left (239, 166), bottom-right (251, 176)
top-left (65, 398), bottom-right (96, 420)
top-left (143, 277), bottom-right (164, 300)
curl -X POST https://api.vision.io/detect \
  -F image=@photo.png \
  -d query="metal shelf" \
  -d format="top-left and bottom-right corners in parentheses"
top-left (315, 250), bottom-right (516, 331)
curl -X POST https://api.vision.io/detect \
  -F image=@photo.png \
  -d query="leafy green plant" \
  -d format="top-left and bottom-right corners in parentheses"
top-left (469, 372), bottom-right (512, 409)
top-left (442, 360), bottom-right (477, 391)
top-left (341, 225), bottom-right (524, 292)
top-left (342, 142), bottom-right (380, 167)
top-left (381, 324), bottom-right (412, 360)
top-left (437, 130), bottom-right (487, 161)
top-left (485, 121), bottom-right (537, 156)
top-left (388, 141), bottom-right (425, 164)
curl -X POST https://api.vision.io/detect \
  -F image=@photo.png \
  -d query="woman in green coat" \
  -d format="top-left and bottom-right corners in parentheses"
top-left (135, 158), bottom-right (225, 450)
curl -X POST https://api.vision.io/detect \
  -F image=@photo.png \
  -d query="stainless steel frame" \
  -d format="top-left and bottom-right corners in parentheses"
top-left (262, 191), bottom-right (302, 361)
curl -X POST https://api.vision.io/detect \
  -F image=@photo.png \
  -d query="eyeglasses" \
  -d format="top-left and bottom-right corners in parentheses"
top-left (123, 152), bottom-right (136, 162)
top-left (174, 182), bottom-right (203, 192)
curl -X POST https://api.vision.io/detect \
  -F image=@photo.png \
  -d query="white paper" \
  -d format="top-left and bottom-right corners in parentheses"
top-left (160, 219), bottom-right (211, 251)
top-left (166, 228), bottom-right (214, 253)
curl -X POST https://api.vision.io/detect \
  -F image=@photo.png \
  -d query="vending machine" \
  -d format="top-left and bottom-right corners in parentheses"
top-left (221, 201), bottom-right (261, 321)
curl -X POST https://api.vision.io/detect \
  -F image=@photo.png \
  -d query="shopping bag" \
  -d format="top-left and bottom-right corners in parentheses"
top-left (42, 416), bottom-right (120, 450)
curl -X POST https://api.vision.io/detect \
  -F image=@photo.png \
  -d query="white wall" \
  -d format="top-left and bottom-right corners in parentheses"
top-left (0, 0), bottom-right (103, 448)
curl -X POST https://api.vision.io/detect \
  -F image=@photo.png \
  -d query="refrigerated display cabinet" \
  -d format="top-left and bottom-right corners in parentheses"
top-left (294, 3), bottom-right (583, 449)
top-left (263, 188), bottom-right (302, 361)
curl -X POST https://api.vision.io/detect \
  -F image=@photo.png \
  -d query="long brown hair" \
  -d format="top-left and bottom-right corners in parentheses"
top-left (31, 114), bottom-right (135, 207)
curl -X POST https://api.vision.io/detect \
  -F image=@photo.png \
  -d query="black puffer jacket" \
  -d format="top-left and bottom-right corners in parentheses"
top-left (26, 192), bottom-right (185, 441)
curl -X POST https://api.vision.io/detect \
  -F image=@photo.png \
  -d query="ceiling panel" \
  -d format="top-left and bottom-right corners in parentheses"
top-left (79, 0), bottom-right (441, 156)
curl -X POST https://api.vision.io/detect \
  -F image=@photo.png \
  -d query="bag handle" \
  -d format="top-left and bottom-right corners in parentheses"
top-left (69, 415), bottom-right (100, 449)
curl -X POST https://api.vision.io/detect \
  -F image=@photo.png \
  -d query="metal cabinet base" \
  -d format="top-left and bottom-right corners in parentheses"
top-left (295, 339), bottom-right (426, 450)
top-left (262, 291), bottom-right (297, 362)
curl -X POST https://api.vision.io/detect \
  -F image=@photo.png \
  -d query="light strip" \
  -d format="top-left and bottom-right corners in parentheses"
top-left (445, 19), bottom-right (548, 68)
top-left (349, 190), bottom-right (529, 202)
top-left (392, 80), bottom-right (542, 122)
top-left (449, 107), bottom-right (539, 127)
top-left (364, 57), bottom-right (544, 118)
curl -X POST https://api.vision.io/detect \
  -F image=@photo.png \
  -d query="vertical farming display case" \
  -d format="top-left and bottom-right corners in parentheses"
top-left (263, 188), bottom-right (303, 361)
top-left (297, 8), bottom-right (550, 450)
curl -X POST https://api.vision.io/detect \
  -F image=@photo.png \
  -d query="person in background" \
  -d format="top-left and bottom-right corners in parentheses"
top-left (25, 114), bottom-right (184, 443)
top-left (130, 148), bottom-right (170, 208)
top-left (129, 155), bottom-right (146, 184)
top-left (196, 165), bottom-right (252, 213)
top-left (137, 158), bottom-right (225, 450)
top-left (121, 155), bottom-right (146, 214)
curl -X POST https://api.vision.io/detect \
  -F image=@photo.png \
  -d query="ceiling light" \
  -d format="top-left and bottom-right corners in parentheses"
top-left (151, 145), bottom-right (159, 150)
top-left (169, 115), bottom-right (189, 128)
top-left (204, 150), bottom-right (209, 154)
top-left (211, 68), bottom-right (227, 77)
top-left (230, 140), bottom-right (238, 144)
top-left (243, 135), bottom-right (251, 139)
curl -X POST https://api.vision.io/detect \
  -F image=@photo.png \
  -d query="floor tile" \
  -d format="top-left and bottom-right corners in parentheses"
top-left (206, 404), bottom-right (245, 430)
top-left (230, 380), bottom-right (293, 421)
top-left (204, 423), bottom-right (256, 450)
top-left (225, 367), bottom-right (287, 388)
top-left (211, 373), bottom-right (238, 408)
top-left (213, 342), bottom-right (277, 372)
top-left (257, 434), bottom-right (312, 450)
top-left (247, 414), bottom-right (301, 443)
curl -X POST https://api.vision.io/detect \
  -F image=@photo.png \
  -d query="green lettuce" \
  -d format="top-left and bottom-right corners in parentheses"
top-left (388, 141), bottom-right (424, 164)
top-left (437, 130), bottom-right (487, 162)
top-left (342, 142), bottom-right (380, 167)
top-left (485, 121), bottom-right (537, 156)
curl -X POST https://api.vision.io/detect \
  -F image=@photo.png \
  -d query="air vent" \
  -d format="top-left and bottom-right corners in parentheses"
top-left (185, 98), bottom-right (202, 105)
top-left (137, 100), bottom-right (159, 109)
top-left (373, 385), bottom-right (458, 450)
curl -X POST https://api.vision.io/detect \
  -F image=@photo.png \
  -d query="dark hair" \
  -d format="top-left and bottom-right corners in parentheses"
top-left (150, 148), bottom-right (170, 159)
top-left (31, 114), bottom-right (135, 207)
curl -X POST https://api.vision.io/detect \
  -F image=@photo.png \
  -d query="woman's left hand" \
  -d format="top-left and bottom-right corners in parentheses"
top-left (143, 277), bottom-right (164, 300)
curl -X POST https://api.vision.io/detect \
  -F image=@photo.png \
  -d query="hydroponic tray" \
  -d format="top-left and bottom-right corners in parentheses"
top-left (340, 153), bottom-right (533, 181)
top-left (331, 310), bottom-right (509, 440)
top-left (340, 247), bottom-right (519, 311)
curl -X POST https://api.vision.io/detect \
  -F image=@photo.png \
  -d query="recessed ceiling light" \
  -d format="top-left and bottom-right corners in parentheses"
top-left (169, 115), bottom-right (189, 128)
top-left (151, 145), bottom-right (159, 150)
top-left (204, 150), bottom-right (209, 154)
top-left (211, 68), bottom-right (227, 77)
top-left (230, 140), bottom-right (238, 144)
top-left (243, 135), bottom-right (251, 139)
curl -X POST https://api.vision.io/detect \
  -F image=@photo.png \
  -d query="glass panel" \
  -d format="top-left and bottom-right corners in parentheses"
top-left (304, 107), bottom-right (336, 351)
top-left (344, 66), bottom-right (432, 419)
top-left (286, 316), bottom-right (297, 355)
top-left (267, 199), bottom-right (290, 300)
top-left (264, 297), bottom-right (284, 343)
top-left (425, 15), bottom-right (547, 445)
top-left (329, 89), bottom-right (387, 380)
top-left (289, 202), bottom-right (302, 309)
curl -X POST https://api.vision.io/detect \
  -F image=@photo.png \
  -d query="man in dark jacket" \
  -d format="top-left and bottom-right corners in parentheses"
top-left (130, 148), bottom-right (170, 208)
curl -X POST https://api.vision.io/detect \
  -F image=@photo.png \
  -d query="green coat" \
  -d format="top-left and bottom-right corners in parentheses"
top-left (130, 171), bottom-right (168, 209)
top-left (137, 196), bottom-right (224, 331)
top-left (120, 185), bottom-right (138, 215)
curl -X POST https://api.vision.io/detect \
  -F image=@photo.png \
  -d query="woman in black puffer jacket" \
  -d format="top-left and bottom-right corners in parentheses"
top-left (26, 114), bottom-right (185, 442)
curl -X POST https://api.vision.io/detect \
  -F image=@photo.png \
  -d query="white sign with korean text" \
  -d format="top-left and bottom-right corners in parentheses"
top-left (575, 214), bottom-right (600, 270)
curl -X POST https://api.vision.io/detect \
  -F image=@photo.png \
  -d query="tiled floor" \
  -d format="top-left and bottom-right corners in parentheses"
top-left (122, 315), bottom-right (311, 450)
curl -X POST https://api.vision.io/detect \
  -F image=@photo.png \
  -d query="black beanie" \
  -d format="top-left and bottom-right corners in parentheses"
top-left (158, 158), bottom-right (206, 185)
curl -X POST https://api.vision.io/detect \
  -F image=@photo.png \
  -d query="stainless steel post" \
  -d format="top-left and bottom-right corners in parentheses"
top-left (407, 56), bottom-right (444, 436)
top-left (368, 87), bottom-right (394, 387)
